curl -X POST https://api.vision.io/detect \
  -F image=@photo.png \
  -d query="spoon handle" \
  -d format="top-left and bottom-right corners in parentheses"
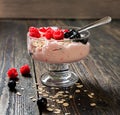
top-left (77, 16), bottom-right (112, 33)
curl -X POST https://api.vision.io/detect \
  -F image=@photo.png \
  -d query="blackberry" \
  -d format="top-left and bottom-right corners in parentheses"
top-left (64, 32), bottom-right (71, 38)
top-left (64, 29), bottom-right (76, 38)
top-left (37, 97), bottom-right (47, 114)
top-left (75, 32), bottom-right (80, 38)
top-left (8, 80), bottom-right (16, 90)
top-left (73, 37), bottom-right (88, 44)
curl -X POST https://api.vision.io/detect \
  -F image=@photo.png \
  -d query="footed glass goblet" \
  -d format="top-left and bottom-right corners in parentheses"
top-left (41, 63), bottom-right (78, 87)
top-left (27, 26), bottom-right (90, 87)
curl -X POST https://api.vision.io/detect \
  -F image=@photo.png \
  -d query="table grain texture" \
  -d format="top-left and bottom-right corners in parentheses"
top-left (0, 19), bottom-right (120, 115)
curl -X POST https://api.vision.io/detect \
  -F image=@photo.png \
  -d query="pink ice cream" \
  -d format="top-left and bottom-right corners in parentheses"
top-left (27, 26), bottom-right (90, 64)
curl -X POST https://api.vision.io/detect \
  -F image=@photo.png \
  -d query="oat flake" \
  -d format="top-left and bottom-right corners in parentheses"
top-left (90, 103), bottom-right (96, 106)
top-left (32, 98), bottom-right (37, 102)
top-left (63, 102), bottom-right (69, 107)
top-left (47, 107), bottom-right (54, 111)
top-left (16, 92), bottom-right (21, 96)
top-left (88, 94), bottom-right (93, 98)
top-left (54, 109), bottom-right (61, 113)
top-left (75, 89), bottom-right (80, 93)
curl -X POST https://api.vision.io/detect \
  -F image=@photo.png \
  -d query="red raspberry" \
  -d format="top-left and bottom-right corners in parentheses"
top-left (20, 64), bottom-right (30, 75)
top-left (63, 29), bottom-right (69, 33)
top-left (39, 27), bottom-right (47, 32)
top-left (53, 29), bottom-right (64, 40)
top-left (29, 27), bottom-right (37, 32)
top-left (45, 28), bottom-right (54, 40)
top-left (7, 68), bottom-right (18, 79)
top-left (29, 27), bottom-right (41, 38)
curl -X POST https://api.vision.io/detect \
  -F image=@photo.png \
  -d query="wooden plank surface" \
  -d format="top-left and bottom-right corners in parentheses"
top-left (0, 0), bottom-right (120, 19)
top-left (0, 21), bottom-right (39, 115)
top-left (0, 19), bottom-right (120, 115)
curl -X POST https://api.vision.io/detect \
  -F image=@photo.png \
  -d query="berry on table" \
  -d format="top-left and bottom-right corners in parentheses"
top-left (8, 80), bottom-right (16, 90)
top-left (7, 68), bottom-right (18, 79)
top-left (37, 97), bottom-right (47, 114)
top-left (20, 64), bottom-right (30, 76)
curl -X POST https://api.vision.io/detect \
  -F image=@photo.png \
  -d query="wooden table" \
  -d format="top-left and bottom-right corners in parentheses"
top-left (0, 19), bottom-right (120, 115)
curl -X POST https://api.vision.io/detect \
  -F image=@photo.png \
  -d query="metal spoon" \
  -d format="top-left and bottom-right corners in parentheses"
top-left (77, 16), bottom-right (112, 33)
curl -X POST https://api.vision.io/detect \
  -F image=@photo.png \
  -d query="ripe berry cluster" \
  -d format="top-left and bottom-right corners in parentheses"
top-left (7, 64), bottom-right (48, 114)
top-left (29, 26), bottom-right (89, 44)
top-left (29, 27), bottom-right (65, 40)
top-left (64, 29), bottom-right (88, 44)
top-left (7, 64), bottom-right (30, 91)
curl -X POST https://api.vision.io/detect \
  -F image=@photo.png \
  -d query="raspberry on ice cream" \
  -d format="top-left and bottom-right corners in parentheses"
top-left (29, 27), bottom-right (41, 38)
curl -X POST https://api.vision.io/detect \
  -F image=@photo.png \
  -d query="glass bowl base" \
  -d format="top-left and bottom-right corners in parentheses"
top-left (41, 71), bottom-right (79, 87)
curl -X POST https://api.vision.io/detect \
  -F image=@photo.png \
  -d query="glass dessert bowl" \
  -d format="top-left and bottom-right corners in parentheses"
top-left (27, 26), bottom-right (90, 87)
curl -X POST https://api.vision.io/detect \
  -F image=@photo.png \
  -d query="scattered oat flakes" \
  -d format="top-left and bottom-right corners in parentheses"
top-left (21, 88), bottom-right (24, 90)
top-left (54, 109), bottom-right (61, 113)
top-left (65, 113), bottom-right (71, 115)
top-left (16, 92), bottom-right (21, 96)
top-left (45, 91), bottom-right (49, 94)
top-left (42, 89), bottom-right (45, 92)
top-left (58, 91), bottom-right (64, 94)
top-left (90, 103), bottom-right (96, 107)
top-left (69, 95), bottom-right (73, 99)
top-left (38, 87), bottom-right (43, 91)
top-left (75, 83), bottom-right (80, 85)
top-left (61, 99), bottom-right (65, 102)
top-left (65, 91), bottom-right (69, 93)
top-left (42, 85), bottom-right (46, 88)
top-left (47, 107), bottom-right (54, 111)
top-left (56, 99), bottom-right (60, 102)
top-left (63, 102), bottom-right (69, 107)
top-left (83, 90), bottom-right (87, 92)
top-left (52, 96), bottom-right (57, 99)
top-left (49, 95), bottom-right (53, 98)
top-left (32, 85), bottom-right (35, 88)
top-left (29, 96), bottom-right (34, 99)
top-left (54, 94), bottom-right (59, 98)
top-left (47, 98), bottom-right (52, 101)
top-left (75, 89), bottom-right (80, 93)
top-left (16, 81), bottom-right (19, 84)
top-left (90, 92), bottom-right (94, 96)
top-left (51, 87), bottom-right (55, 89)
top-left (38, 91), bottom-right (42, 94)
top-left (43, 93), bottom-right (48, 97)
top-left (47, 103), bottom-right (50, 106)
top-left (51, 105), bottom-right (55, 107)
top-left (32, 98), bottom-right (37, 102)
top-left (64, 94), bottom-right (68, 97)
top-left (55, 88), bottom-right (59, 90)
top-left (57, 100), bottom-right (64, 104)
top-left (88, 94), bottom-right (93, 98)
top-left (76, 85), bottom-right (83, 88)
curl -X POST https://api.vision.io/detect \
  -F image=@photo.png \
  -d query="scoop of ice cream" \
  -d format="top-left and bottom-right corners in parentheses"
top-left (27, 26), bottom-right (90, 64)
